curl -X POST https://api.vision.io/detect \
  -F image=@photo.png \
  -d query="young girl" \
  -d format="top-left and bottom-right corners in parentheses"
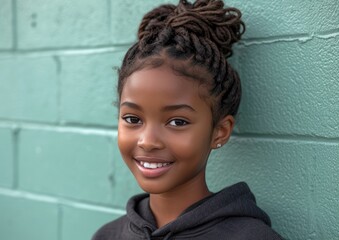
top-left (93, 0), bottom-right (282, 239)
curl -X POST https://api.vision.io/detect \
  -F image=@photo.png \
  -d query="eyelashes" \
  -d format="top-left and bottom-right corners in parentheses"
top-left (121, 115), bottom-right (189, 127)
top-left (168, 119), bottom-right (188, 126)
top-left (122, 116), bottom-right (142, 124)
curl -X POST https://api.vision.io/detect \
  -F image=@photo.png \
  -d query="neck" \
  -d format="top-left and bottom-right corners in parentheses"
top-left (149, 174), bottom-right (211, 228)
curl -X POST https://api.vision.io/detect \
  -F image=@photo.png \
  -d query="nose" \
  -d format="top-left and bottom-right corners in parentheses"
top-left (137, 124), bottom-right (164, 151)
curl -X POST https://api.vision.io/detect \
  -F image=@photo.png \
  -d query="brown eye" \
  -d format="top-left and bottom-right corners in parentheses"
top-left (168, 119), bottom-right (189, 127)
top-left (123, 116), bottom-right (142, 124)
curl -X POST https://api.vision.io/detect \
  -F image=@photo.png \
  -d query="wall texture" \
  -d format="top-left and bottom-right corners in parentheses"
top-left (0, 0), bottom-right (338, 239)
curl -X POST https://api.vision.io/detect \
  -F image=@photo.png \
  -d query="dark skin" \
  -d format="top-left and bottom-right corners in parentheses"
top-left (118, 64), bottom-right (234, 228)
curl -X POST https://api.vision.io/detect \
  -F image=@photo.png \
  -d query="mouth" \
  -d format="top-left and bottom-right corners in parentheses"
top-left (133, 157), bottom-right (174, 178)
top-left (139, 161), bottom-right (172, 169)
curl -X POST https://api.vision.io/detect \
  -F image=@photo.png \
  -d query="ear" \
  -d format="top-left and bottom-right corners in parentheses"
top-left (211, 115), bottom-right (235, 149)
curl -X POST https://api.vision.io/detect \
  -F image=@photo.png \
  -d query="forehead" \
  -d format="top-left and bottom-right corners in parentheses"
top-left (121, 65), bottom-right (209, 105)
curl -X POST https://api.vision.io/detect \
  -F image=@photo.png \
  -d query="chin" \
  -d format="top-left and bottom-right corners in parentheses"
top-left (136, 180), bottom-right (170, 195)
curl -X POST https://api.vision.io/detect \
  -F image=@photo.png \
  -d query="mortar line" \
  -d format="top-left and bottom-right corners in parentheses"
top-left (240, 30), bottom-right (339, 46)
top-left (0, 49), bottom-right (14, 53)
top-left (0, 46), bottom-right (128, 59)
top-left (11, 0), bottom-right (18, 50)
top-left (242, 32), bottom-right (310, 43)
top-left (12, 126), bottom-right (20, 189)
top-left (0, 119), bottom-right (119, 133)
top-left (57, 204), bottom-right (63, 240)
top-left (232, 133), bottom-right (339, 144)
top-left (307, 155), bottom-right (317, 240)
top-left (3, 44), bottom-right (132, 55)
top-left (240, 34), bottom-right (312, 46)
top-left (53, 56), bottom-right (62, 124)
top-left (317, 27), bottom-right (339, 36)
top-left (107, 0), bottom-right (112, 41)
top-left (0, 187), bottom-right (126, 214)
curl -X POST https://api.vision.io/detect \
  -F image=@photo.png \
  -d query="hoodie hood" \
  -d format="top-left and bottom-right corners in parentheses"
top-left (126, 182), bottom-right (272, 239)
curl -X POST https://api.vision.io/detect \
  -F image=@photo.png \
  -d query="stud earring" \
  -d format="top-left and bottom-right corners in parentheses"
top-left (216, 143), bottom-right (222, 148)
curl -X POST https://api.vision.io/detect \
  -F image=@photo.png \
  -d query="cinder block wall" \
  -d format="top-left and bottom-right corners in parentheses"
top-left (0, 1), bottom-right (338, 239)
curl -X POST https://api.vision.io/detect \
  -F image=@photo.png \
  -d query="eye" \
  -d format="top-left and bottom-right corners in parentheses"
top-left (122, 116), bottom-right (142, 124)
top-left (168, 119), bottom-right (189, 127)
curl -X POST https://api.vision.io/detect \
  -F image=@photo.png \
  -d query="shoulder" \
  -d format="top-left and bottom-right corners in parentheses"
top-left (91, 215), bottom-right (129, 240)
top-left (220, 217), bottom-right (283, 240)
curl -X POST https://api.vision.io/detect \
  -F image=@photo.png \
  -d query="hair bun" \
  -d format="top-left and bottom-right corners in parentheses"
top-left (138, 4), bottom-right (176, 41)
top-left (137, 0), bottom-right (244, 57)
top-left (169, 0), bottom-right (244, 57)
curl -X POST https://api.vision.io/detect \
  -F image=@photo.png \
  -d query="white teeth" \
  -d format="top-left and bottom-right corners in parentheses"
top-left (144, 162), bottom-right (150, 168)
top-left (140, 161), bottom-right (170, 169)
top-left (149, 163), bottom-right (158, 169)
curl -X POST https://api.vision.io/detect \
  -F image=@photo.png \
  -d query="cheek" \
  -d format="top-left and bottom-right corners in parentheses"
top-left (168, 128), bottom-right (212, 160)
top-left (117, 127), bottom-right (134, 158)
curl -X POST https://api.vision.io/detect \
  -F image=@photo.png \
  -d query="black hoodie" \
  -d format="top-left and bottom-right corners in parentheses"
top-left (92, 182), bottom-right (283, 240)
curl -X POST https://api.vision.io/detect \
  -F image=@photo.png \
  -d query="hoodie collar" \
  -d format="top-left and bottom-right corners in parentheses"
top-left (126, 182), bottom-right (271, 238)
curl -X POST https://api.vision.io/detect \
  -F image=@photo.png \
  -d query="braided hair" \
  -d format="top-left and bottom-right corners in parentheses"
top-left (118, 0), bottom-right (245, 125)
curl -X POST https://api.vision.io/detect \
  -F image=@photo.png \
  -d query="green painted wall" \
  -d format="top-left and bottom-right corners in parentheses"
top-left (0, 0), bottom-right (338, 239)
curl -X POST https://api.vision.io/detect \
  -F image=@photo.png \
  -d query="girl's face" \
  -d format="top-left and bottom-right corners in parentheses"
top-left (118, 64), bottom-right (217, 195)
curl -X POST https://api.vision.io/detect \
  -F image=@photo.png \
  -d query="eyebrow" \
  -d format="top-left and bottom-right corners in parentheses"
top-left (120, 101), bottom-right (142, 110)
top-left (162, 104), bottom-right (196, 112)
top-left (120, 101), bottom-right (196, 112)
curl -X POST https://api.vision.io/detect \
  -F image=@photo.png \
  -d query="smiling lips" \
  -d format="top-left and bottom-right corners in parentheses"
top-left (134, 157), bottom-right (173, 178)
top-left (140, 161), bottom-right (171, 169)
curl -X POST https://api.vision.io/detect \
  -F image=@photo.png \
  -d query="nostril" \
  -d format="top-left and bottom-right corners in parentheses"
top-left (137, 140), bottom-right (162, 151)
top-left (137, 132), bottom-right (164, 151)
